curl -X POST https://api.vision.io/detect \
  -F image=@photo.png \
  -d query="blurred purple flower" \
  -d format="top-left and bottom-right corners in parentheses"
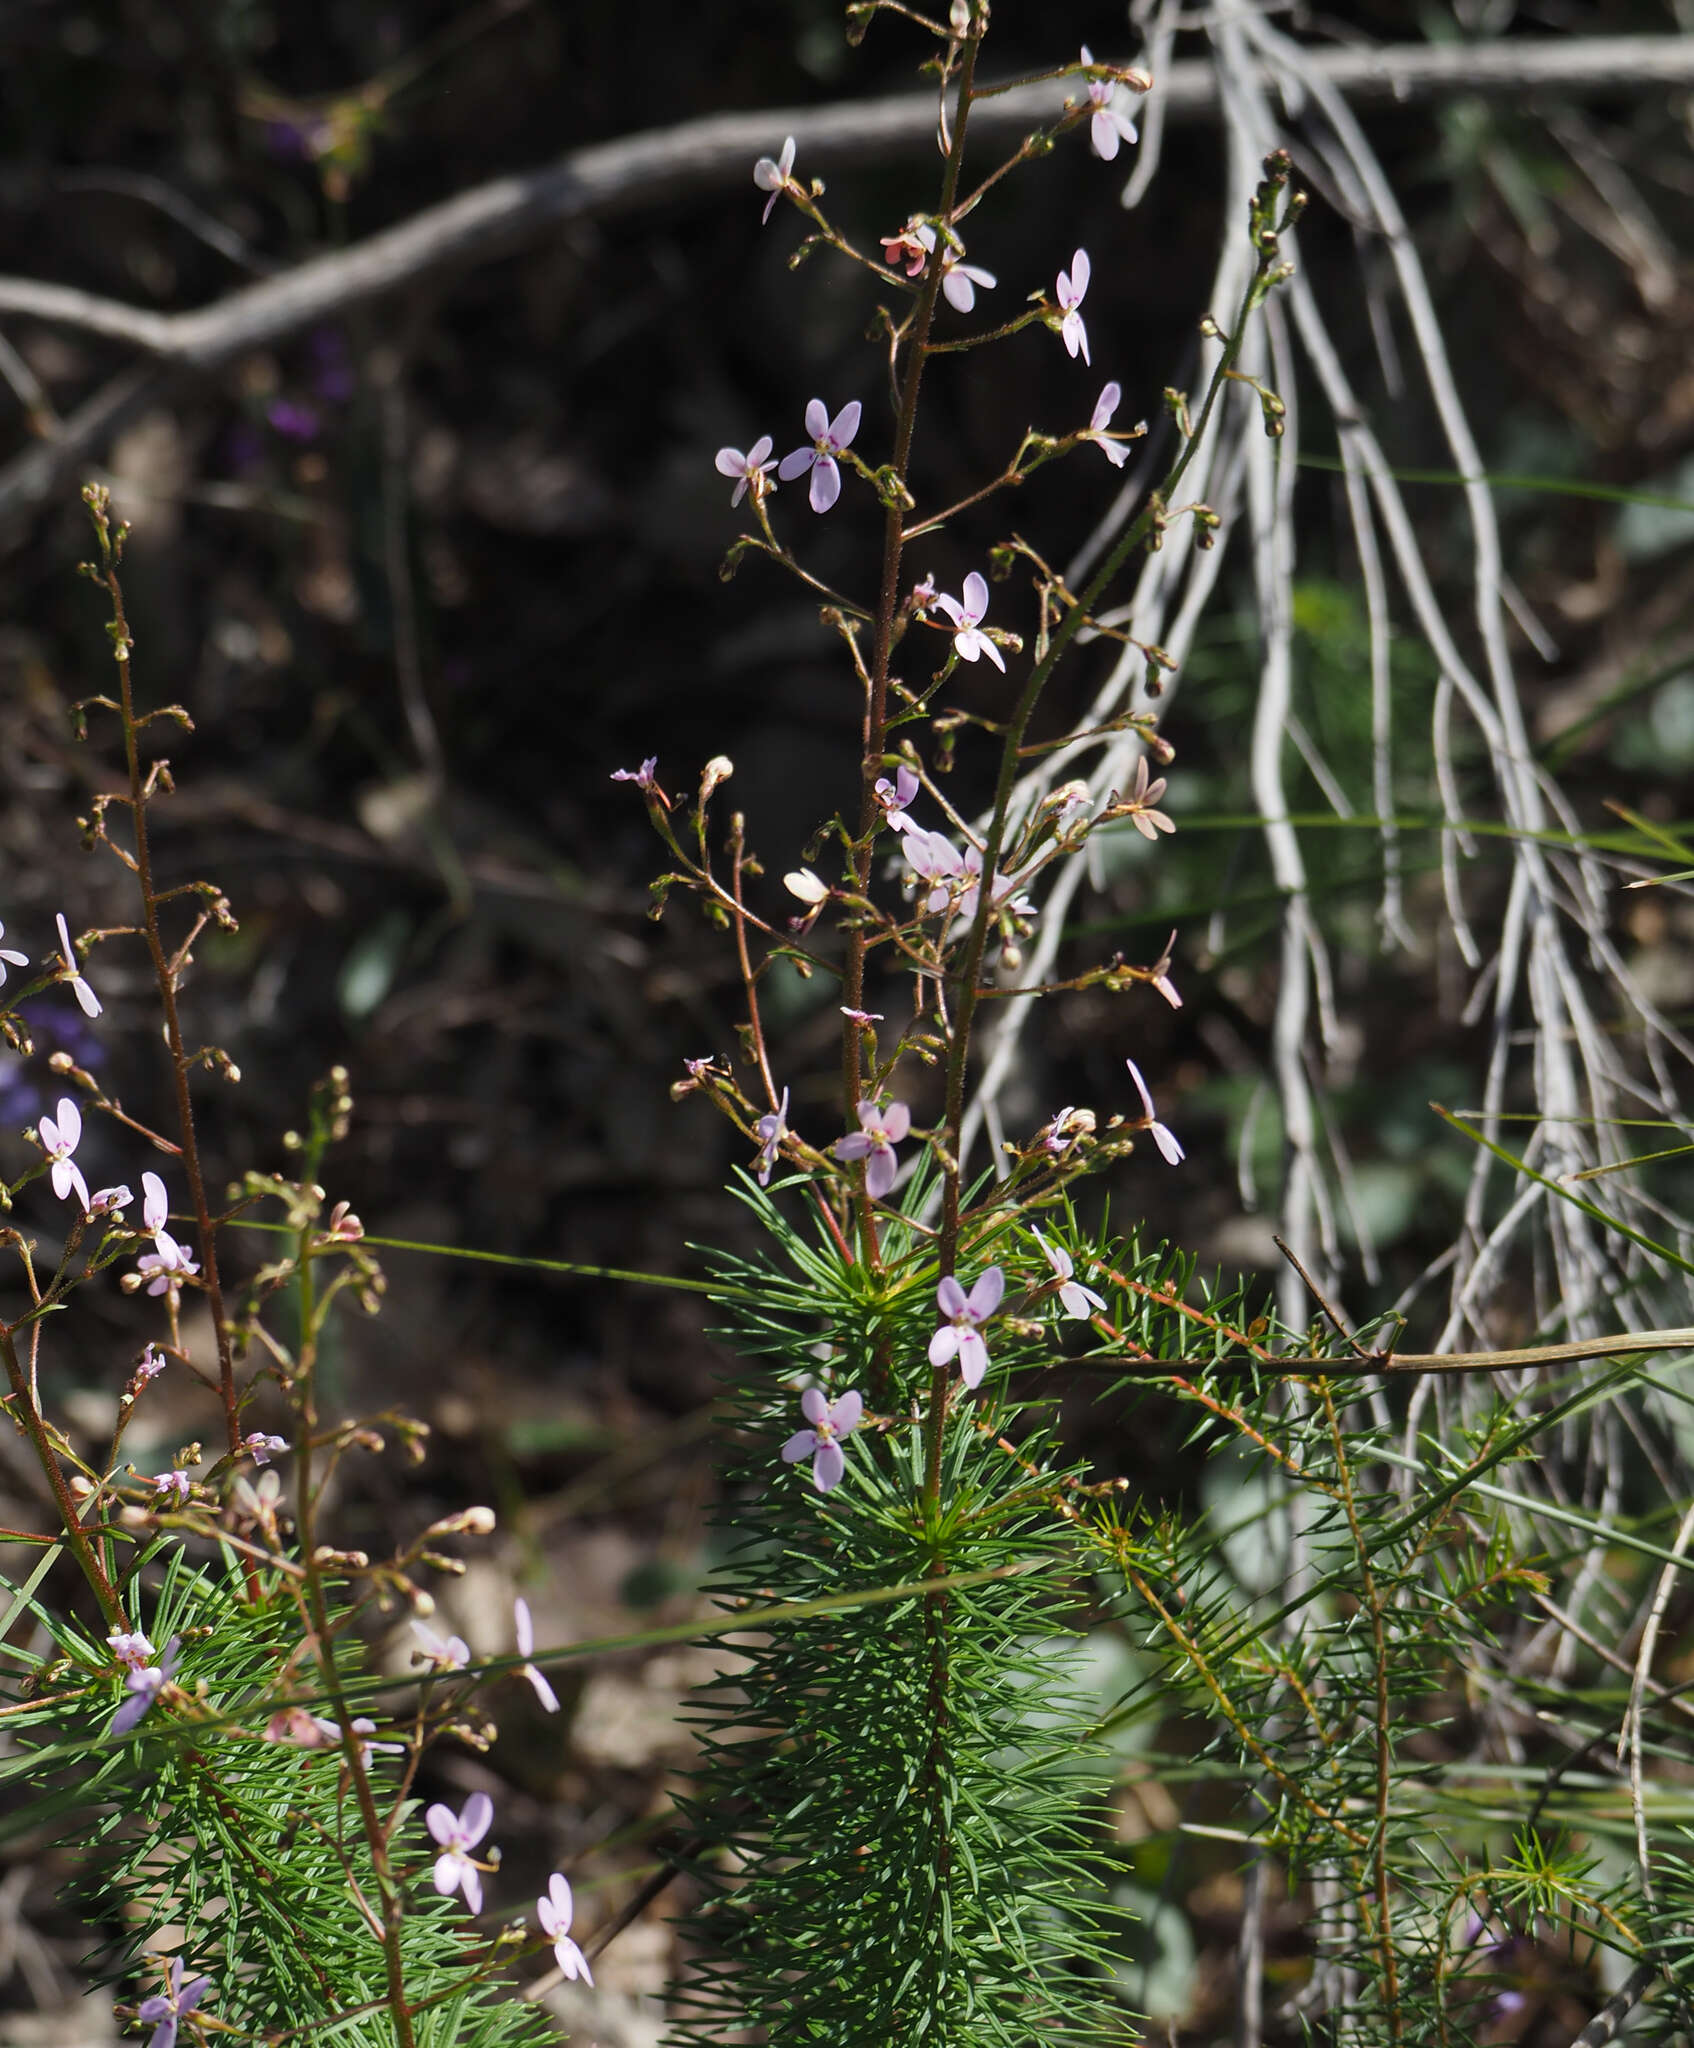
top-left (833, 1099), bottom-right (910, 1200)
top-left (715, 435), bottom-right (776, 507)
top-left (1056, 250), bottom-right (1092, 365)
top-left (1125, 1057), bottom-right (1185, 1164)
top-left (265, 399), bottom-right (320, 442)
top-left (427, 1792), bottom-right (493, 1914)
top-left (539, 1873), bottom-right (592, 1983)
top-left (1080, 47), bottom-right (1140, 160)
top-left (136, 1956), bottom-right (210, 2048)
top-left (1032, 1228), bottom-right (1105, 1319)
top-left (928, 1267), bottom-right (1004, 1390)
top-left (55, 913), bottom-right (101, 1019)
top-left (111, 1635), bottom-right (180, 1736)
top-left (778, 398), bottom-right (861, 515)
top-left (781, 1386), bottom-right (863, 1492)
top-left (308, 327), bottom-right (355, 403)
top-left (934, 571), bottom-right (1004, 671)
top-left (753, 136), bottom-right (796, 224)
top-left (514, 1597), bottom-right (560, 1713)
top-left (38, 1097), bottom-right (89, 1212)
top-left (875, 765), bottom-right (920, 832)
top-left (754, 1087), bottom-right (790, 1187)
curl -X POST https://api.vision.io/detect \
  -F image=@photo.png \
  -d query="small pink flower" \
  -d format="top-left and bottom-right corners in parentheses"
top-left (754, 1087), bottom-right (790, 1188)
top-left (1056, 250), bottom-right (1091, 365)
top-left (1032, 1229), bottom-right (1106, 1320)
top-left (611, 756), bottom-right (659, 789)
top-left (111, 1635), bottom-right (180, 1736)
top-left (136, 1955), bottom-right (210, 2048)
top-left (833, 1099), bottom-right (910, 1200)
top-left (934, 572), bottom-right (1004, 671)
top-left (37, 1097), bottom-right (88, 1212)
top-left (412, 1619), bottom-right (471, 1671)
top-left (243, 1431), bottom-right (288, 1466)
top-left (1080, 47), bottom-right (1140, 161)
top-left (903, 827), bottom-right (965, 913)
top-left (427, 1792), bottom-right (494, 1914)
top-left (136, 1343), bottom-right (166, 1382)
top-left (928, 1267), bottom-right (1005, 1390)
top-left (781, 1386), bottom-right (863, 1492)
top-left (1125, 1057), bottom-right (1185, 1164)
top-left (875, 765), bottom-right (920, 832)
top-left (54, 912), bottom-right (101, 1019)
top-left (0, 919), bottom-right (26, 987)
top-left (839, 1007), bottom-right (883, 1028)
top-left (150, 1470), bottom-right (192, 1505)
top-left (752, 136), bottom-right (796, 224)
top-left (1084, 382), bottom-right (1133, 467)
top-left (714, 436), bottom-right (776, 507)
top-left (539, 1872), bottom-right (592, 1983)
top-left (881, 218), bottom-right (930, 277)
top-left (778, 398), bottom-right (862, 515)
top-left (514, 1597), bottom-right (560, 1713)
top-left (88, 1183), bottom-right (132, 1217)
top-left (108, 1630), bottom-right (157, 1672)
top-left (137, 1233), bottom-right (199, 1296)
top-left (914, 223), bottom-right (997, 314)
top-left (1122, 756), bottom-right (1175, 839)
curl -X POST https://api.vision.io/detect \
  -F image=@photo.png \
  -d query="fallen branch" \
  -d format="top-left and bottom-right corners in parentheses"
top-left (0, 34), bottom-right (1688, 531)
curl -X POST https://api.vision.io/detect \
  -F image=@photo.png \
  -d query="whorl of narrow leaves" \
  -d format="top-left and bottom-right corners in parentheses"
top-left (668, 1188), bottom-right (1125, 2047)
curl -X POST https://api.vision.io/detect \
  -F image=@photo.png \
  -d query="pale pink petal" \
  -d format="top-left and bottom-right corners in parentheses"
top-left (71, 975), bottom-right (101, 1018)
top-left (943, 269), bottom-right (974, 313)
top-left (864, 1146), bottom-right (897, 1199)
top-left (782, 1428), bottom-right (820, 1462)
top-left (809, 454), bottom-right (841, 513)
top-left (801, 1387), bottom-right (829, 1425)
top-left (715, 447), bottom-right (748, 478)
top-left (932, 592), bottom-right (965, 628)
top-left (1092, 107), bottom-right (1120, 159)
top-left (747, 434), bottom-right (773, 467)
top-left (834, 1132), bottom-right (874, 1161)
top-left (833, 1391), bottom-right (863, 1432)
top-left (778, 445), bottom-right (816, 481)
top-left (143, 1171), bottom-right (168, 1233)
top-left (1070, 248), bottom-right (1090, 297)
top-left (928, 1325), bottom-right (961, 1369)
top-left (426, 1804), bottom-right (458, 1849)
top-left (813, 1439), bottom-right (845, 1491)
top-left (1125, 1057), bottom-right (1156, 1121)
top-left (937, 1275), bottom-right (968, 1319)
top-left (462, 1866), bottom-right (483, 1916)
top-left (961, 572), bottom-right (988, 622)
top-left (514, 1598), bottom-right (535, 1658)
top-left (54, 912), bottom-right (75, 970)
top-left (1091, 382), bottom-right (1121, 432)
top-left (548, 1874), bottom-right (574, 1931)
top-left (804, 397), bottom-right (829, 441)
top-left (966, 1267), bottom-right (1005, 1320)
top-left (1152, 1122), bottom-right (1186, 1166)
top-left (881, 1102), bottom-right (911, 1143)
top-left (524, 1663), bottom-right (561, 1714)
top-left (978, 634), bottom-right (1006, 673)
top-left (434, 1850), bottom-right (465, 1896)
top-left (829, 400), bottom-right (861, 449)
top-left (956, 1328), bottom-right (988, 1389)
top-left (56, 1098), bottom-right (81, 1150)
top-left (460, 1792), bottom-right (493, 1849)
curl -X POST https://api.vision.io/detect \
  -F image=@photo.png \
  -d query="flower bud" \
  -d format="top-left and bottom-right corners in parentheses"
top-left (701, 755), bottom-right (735, 800)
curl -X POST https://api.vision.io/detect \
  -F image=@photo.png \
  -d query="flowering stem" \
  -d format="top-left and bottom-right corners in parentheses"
top-left (839, 28), bottom-right (982, 1265)
top-left (83, 492), bottom-right (244, 1464)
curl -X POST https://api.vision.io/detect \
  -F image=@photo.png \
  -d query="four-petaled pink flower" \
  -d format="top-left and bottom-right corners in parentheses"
top-left (539, 1872), bottom-right (593, 1983)
top-left (903, 828), bottom-right (964, 913)
top-left (1084, 382), bottom-right (1132, 466)
top-left (833, 1099), bottom-right (910, 1200)
top-left (111, 1635), bottom-right (180, 1736)
top-left (427, 1792), bottom-right (494, 1915)
top-left (0, 919), bottom-right (26, 988)
top-left (1122, 756), bottom-right (1174, 838)
top-left (1125, 1057), bottom-right (1185, 1164)
top-left (714, 436), bottom-right (776, 507)
top-left (914, 224), bottom-right (997, 314)
top-left (778, 399), bottom-right (861, 515)
top-left (412, 1619), bottom-right (471, 1671)
top-left (611, 757), bottom-right (658, 789)
top-left (934, 572), bottom-right (1004, 671)
top-left (753, 136), bottom-right (796, 225)
top-left (754, 1087), bottom-right (790, 1187)
top-left (1032, 1228), bottom-right (1106, 1320)
top-left (875, 765), bottom-right (920, 832)
top-left (928, 1267), bottom-right (1005, 1390)
top-left (38, 1097), bottom-right (89, 1212)
top-left (514, 1597), bottom-right (560, 1713)
top-left (781, 1386), bottom-right (863, 1492)
top-left (1056, 250), bottom-right (1092, 365)
top-left (137, 1956), bottom-right (210, 2048)
top-left (55, 912), bottom-right (101, 1018)
top-left (1080, 46), bottom-right (1140, 161)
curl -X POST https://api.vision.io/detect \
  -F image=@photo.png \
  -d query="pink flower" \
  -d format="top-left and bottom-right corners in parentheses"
top-left (753, 136), bottom-right (796, 224)
top-left (150, 1470), bottom-right (192, 1505)
top-left (136, 1956), bottom-right (210, 2048)
top-left (136, 1343), bottom-right (166, 1382)
top-left (833, 1099), bottom-right (910, 1200)
top-left (111, 1635), bottom-right (180, 1736)
top-left (840, 1007), bottom-right (883, 1028)
top-left (88, 1183), bottom-right (132, 1217)
top-left (903, 828), bottom-right (964, 913)
top-left (427, 1792), bottom-right (494, 1914)
top-left (914, 224), bottom-right (997, 314)
top-left (514, 1597), bottom-right (560, 1713)
top-left (539, 1872), bottom-right (592, 1983)
top-left (37, 1097), bottom-right (88, 1212)
top-left (928, 1267), bottom-right (1005, 1390)
top-left (1084, 382), bottom-right (1133, 467)
top-left (754, 1087), bottom-right (790, 1187)
top-left (55, 912), bottom-right (101, 1019)
top-left (714, 436), bottom-right (776, 507)
top-left (1032, 1229), bottom-right (1106, 1320)
top-left (881, 219), bottom-right (929, 276)
top-left (1056, 250), bottom-right (1091, 365)
top-left (875, 765), bottom-right (920, 832)
top-left (778, 398), bottom-right (862, 514)
top-left (1121, 756), bottom-right (1174, 839)
top-left (1080, 47), bottom-right (1140, 161)
top-left (412, 1619), bottom-right (471, 1671)
top-left (108, 1630), bottom-right (157, 1672)
top-left (1125, 1057), bottom-right (1185, 1164)
top-left (611, 756), bottom-right (658, 788)
top-left (243, 1432), bottom-right (288, 1466)
top-left (934, 571), bottom-right (1004, 671)
top-left (0, 919), bottom-right (26, 988)
top-left (781, 1386), bottom-right (862, 1492)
